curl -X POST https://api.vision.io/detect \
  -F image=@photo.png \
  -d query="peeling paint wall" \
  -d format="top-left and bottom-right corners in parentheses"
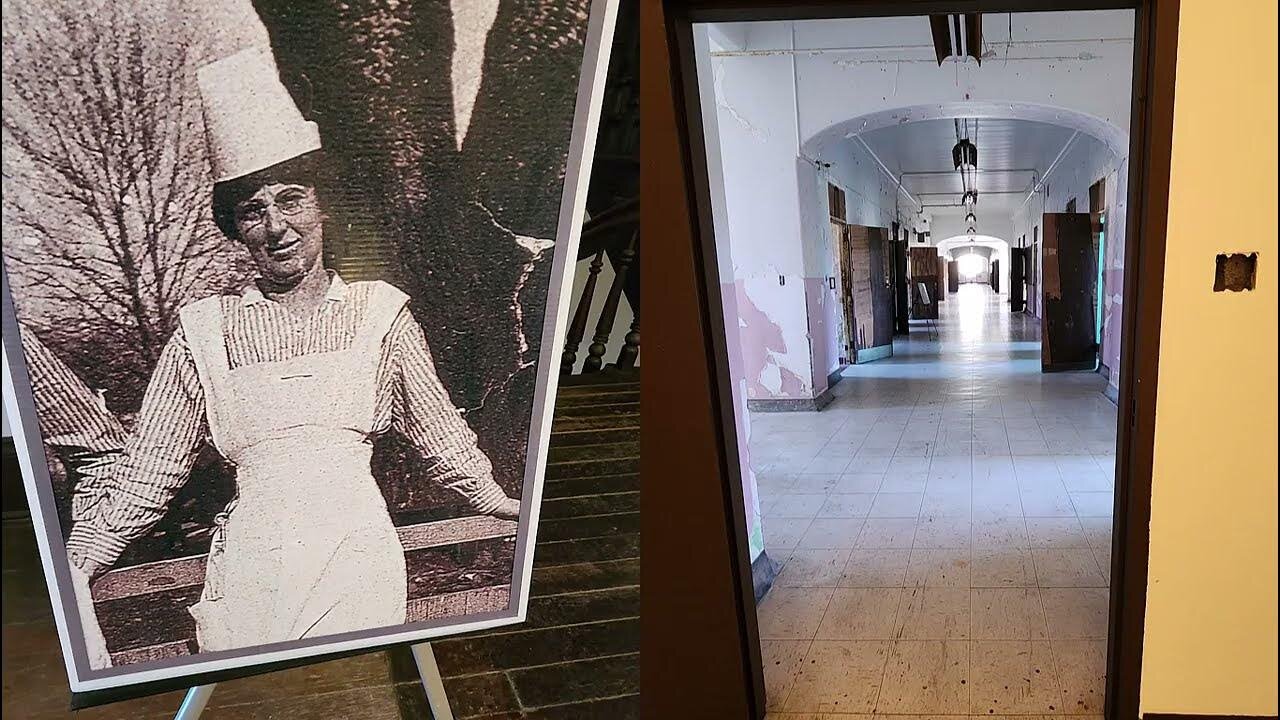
top-left (694, 25), bottom-right (765, 562)
top-left (798, 163), bottom-right (836, 394)
top-left (707, 24), bottom-right (819, 401)
top-left (735, 279), bottom-right (813, 397)
top-left (804, 277), bottom-right (836, 388)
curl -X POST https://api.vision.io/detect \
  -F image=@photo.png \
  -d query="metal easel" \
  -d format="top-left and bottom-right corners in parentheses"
top-left (917, 282), bottom-right (939, 341)
top-left (171, 642), bottom-right (453, 720)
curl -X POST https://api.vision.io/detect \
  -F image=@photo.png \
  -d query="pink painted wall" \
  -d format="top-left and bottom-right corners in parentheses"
top-left (721, 282), bottom-right (766, 561)
top-left (735, 280), bottom-right (812, 399)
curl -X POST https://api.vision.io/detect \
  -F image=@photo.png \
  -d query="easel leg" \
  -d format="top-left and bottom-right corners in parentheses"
top-left (173, 684), bottom-right (216, 720)
top-left (411, 642), bottom-right (454, 720)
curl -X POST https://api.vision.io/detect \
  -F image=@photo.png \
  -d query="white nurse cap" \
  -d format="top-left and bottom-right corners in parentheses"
top-left (197, 47), bottom-right (322, 184)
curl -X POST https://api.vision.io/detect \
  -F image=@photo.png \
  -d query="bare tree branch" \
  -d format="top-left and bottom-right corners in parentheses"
top-left (2, 0), bottom-right (252, 408)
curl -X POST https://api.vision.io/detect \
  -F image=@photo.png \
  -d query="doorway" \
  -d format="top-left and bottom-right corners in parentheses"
top-left (647, 0), bottom-right (1180, 717)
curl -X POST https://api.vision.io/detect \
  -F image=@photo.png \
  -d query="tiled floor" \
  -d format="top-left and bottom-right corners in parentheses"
top-left (752, 284), bottom-right (1116, 718)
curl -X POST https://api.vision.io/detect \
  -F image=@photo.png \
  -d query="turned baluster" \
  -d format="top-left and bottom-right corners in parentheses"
top-left (562, 249), bottom-right (604, 375)
top-left (584, 231), bottom-right (637, 373)
top-left (616, 315), bottom-right (640, 368)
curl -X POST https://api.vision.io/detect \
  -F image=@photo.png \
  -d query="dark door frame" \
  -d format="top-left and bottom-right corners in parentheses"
top-left (646, 0), bottom-right (1179, 717)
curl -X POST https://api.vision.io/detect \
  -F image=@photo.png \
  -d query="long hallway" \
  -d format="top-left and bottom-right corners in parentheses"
top-left (751, 284), bottom-right (1116, 716)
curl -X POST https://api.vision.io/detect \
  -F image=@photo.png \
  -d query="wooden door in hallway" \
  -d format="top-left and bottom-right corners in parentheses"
top-left (1009, 247), bottom-right (1027, 311)
top-left (1041, 212), bottom-right (1098, 371)
top-left (1027, 228), bottom-right (1040, 317)
top-left (866, 226), bottom-right (894, 351)
top-left (834, 220), bottom-right (857, 364)
top-left (892, 227), bottom-right (910, 335)
top-left (846, 224), bottom-right (893, 360)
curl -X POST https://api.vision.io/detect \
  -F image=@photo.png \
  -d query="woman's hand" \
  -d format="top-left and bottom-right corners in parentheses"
top-left (493, 496), bottom-right (521, 520)
top-left (68, 560), bottom-right (112, 670)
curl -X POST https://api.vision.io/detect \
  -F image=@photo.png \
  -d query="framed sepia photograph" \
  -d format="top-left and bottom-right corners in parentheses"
top-left (1, 0), bottom-right (616, 696)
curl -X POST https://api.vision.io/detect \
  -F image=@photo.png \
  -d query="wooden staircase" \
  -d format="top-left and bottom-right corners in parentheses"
top-left (388, 378), bottom-right (640, 718)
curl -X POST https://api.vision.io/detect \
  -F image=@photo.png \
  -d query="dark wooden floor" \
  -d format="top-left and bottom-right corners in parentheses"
top-left (0, 377), bottom-right (639, 719)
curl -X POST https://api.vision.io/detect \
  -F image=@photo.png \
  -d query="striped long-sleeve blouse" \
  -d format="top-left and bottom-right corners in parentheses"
top-left (19, 324), bottom-right (127, 522)
top-left (64, 273), bottom-right (507, 570)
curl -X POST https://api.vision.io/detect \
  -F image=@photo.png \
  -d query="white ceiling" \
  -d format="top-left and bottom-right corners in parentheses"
top-left (854, 118), bottom-right (1078, 216)
top-left (708, 10), bottom-right (1135, 56)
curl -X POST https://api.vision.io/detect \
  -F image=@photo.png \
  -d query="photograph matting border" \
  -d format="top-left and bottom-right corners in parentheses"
top-left (0, 0), bottom-right (619, 695)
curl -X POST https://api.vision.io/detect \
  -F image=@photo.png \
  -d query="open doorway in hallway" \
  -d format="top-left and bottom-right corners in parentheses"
top-left (665, 2), bottom-right (1175, 717)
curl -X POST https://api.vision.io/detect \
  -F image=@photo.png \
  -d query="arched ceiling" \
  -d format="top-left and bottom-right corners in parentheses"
top-left (935, 234), bottom-right (1009, 256)
top-left (854, 117), bottom-right (1114, 218)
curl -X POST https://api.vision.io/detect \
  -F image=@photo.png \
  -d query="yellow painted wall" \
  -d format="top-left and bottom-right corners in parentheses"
top-left (1140, 0), bottom-right (1278, 714)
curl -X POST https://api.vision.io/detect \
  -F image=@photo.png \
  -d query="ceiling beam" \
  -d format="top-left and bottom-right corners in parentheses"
top-left (850, 134), bottom-right (922, 210)
top-left (708, 37), bottom-right (1134, 58)
top-left (1017, 130), bottom-right (1080, 213)
top-left (921, 202), bottom-right (1023, 210)
top-left (901, 168), bottom-right (1036, 177)
top-left (914, 191), bottom-right (1026, 196)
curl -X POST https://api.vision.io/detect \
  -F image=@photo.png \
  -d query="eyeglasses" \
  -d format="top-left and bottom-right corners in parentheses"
top-left (234, 186), bottom-right (316, 230)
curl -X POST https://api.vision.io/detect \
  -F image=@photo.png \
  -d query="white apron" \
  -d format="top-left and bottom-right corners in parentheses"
top-left (179, 282), bottom-right (408, 651)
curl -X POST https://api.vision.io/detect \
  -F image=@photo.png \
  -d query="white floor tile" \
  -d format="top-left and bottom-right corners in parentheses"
top-left (748, 285), bottom-right (1118, 715)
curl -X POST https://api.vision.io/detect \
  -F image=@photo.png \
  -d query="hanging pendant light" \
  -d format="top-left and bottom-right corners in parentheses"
top-left (952, 138), bottom-right (978, 169)
top-left (929, 13), bottom-right (984, 66)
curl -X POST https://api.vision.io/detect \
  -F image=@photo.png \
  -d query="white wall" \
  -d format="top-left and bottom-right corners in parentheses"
top-left (696, 24), bottom-right (767, 562)
top-left (706, 25), bottom-right (817, 400)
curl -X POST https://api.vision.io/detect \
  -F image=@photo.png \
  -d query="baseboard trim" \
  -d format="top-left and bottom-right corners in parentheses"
top-left (1104, 382), bottom-right (1120, 405)
top-left (827, 366), bottom-right (846, 388)
top-left (747, 387), bottom-right (834, 413)
top-left (1098, 361), bottom-right (1112, 381)
top-left (751, 550), bottom-right (781, 603)
top-left (813, 387), bottom-right (833, 410)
